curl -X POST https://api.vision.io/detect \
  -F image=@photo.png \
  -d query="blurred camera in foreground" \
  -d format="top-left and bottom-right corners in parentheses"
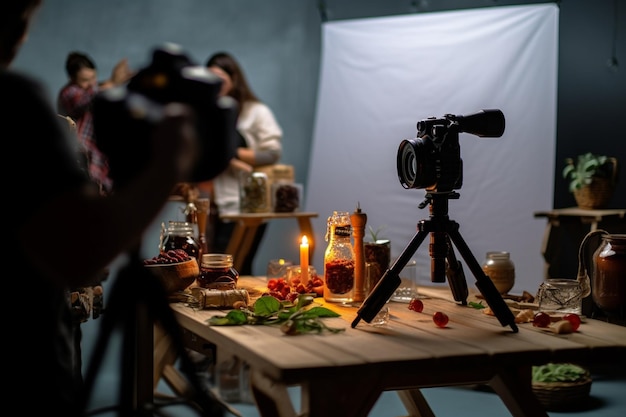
top-left (396, 109), bottom-right (505, 192)
top-left (93, 43), bottom-right (238, 186)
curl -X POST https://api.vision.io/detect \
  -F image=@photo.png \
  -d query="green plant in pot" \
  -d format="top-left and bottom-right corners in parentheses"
top-left (562, 152), bottom-right (619, 209)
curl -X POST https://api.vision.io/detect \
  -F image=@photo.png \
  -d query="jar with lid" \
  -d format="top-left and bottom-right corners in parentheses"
top-left (592, 234), bottom-right (626, 315)
top-left (239, 171), bottom-right (269, 213)
top-left (198, 253), bottom-right (239, 290)
top-left (160, 221), bottom-right (200, 259)
top-left (323, 211), bottom-right (355, 303)
top-left (482, 251), bottom-right (515, 295)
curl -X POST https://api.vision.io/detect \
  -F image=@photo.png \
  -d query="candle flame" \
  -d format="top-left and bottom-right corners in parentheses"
top-left (301, 235), bottom-right (308, 245)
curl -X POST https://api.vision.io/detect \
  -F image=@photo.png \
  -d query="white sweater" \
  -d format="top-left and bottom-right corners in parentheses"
top-left (212, 101), bottom-right (283, 216)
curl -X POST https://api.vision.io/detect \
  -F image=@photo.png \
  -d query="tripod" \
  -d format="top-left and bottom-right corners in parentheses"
top-left (80, 245), bottom-right (228, 417)
top-left (352, 191), bottom-right (518, 333)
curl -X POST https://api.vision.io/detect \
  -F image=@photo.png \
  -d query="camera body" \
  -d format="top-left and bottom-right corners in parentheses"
top-left (396, 110), bottom-right (505, 192)
top-left (93, 43), bottom-right (238, 186)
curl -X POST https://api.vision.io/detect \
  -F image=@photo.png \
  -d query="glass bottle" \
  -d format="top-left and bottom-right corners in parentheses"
top-left (592, 234), bottom-right (626, 315)
top-left (198, 253), bottom-right (239, 290)
top-left (160, 221), bottom-right (200, 259)
top-left (323, 211), bottom-right (355, 303)
top-left (482, 251), bottom-right (515, 295)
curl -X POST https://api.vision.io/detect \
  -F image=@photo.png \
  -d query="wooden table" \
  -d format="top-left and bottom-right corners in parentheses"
top-left (221, 212), bottom-right (318, 272)
top-left (167, 277), bottom-right (626, 417)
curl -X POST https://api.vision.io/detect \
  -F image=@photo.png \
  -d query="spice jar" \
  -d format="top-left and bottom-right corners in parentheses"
top-left (592, 234), bottom-right (626, 315)
top-left (198, 253), bottom-right (239, 290)
top-left (160, 221), bottom-right (200, 259)
top-left (239, 171), bottom-right (269, 213)
top-left (482, 251), bottom-right (515, 295)
top-left (323, 211), bottom-right (355, 303)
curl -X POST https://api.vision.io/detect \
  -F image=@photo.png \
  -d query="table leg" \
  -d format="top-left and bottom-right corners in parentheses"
top-left (490, 366), bottom-right (548, 417)
top-left (397, 389), bottom-right (436, 417)
top-left (226, 220), bottom-right (261, 272)
top-left (251, 369), bottom-right (382, 417)
top-left (250, 370), bottom-right (298, 417)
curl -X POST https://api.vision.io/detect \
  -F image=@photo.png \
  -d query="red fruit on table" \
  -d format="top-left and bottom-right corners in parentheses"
top-left (533, 312), bottom-right (551, 328)
top-left (563, 313), bottom-right (581, 331)
top-left (408, 298), bottom-right (424, 312)
top-left (433, 311), bottom-right (449, 328)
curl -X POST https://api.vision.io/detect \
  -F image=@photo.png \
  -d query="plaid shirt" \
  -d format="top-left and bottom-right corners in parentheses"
top-left (57, 83), bottom-right (112, 193)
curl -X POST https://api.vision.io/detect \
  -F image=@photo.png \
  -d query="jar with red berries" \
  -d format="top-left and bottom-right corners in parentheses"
top-left (198, 253), bottom-right (238, 290)
top-left (323, 211), bottom-right (355, 303)
top-left (160, 221), bottom-right (200, 259)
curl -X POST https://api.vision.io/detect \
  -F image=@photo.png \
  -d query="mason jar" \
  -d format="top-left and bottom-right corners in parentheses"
top-left (482, 251), bottom-right (515, 295)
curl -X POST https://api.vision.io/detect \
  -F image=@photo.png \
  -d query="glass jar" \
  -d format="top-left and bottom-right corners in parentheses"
top-left (160, 221), bottom-right (200, 258)
top-left (323, 211), bottom-right (355, 303)
top-left (198, 253), bottom-right (239, 290)
top-left (239, 171), bottom-right (269, 213)
top-left (592, 234), bottom-right (626, 315)
top-left (482, 251), bottom-right (515, 295)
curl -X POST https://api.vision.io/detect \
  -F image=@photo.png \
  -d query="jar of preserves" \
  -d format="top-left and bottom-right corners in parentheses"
top-left (592, 234), bottom-right (626, 315)
top-left (482, 251), bottom-right (515, 295)
top-left (160, 221), bottom-right (200, 259)
top-left (323, 211), bottom-right (355, 303)
top-left (198, 253), bottom-right (239, 290)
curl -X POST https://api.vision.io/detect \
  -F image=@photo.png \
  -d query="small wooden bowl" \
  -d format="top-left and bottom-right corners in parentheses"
top-left (145, 258), bottom-right (199, 294)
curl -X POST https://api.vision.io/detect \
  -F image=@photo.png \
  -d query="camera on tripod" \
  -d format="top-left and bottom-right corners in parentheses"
top-left (353, 109), bottom-right (518, 332)
top-left (93, 43), bottom-right (239, 186)
top-left (396, 109), bottom-right (505, 192)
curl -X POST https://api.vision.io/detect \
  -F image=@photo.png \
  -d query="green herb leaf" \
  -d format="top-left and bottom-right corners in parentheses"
top-left (207, 294), bottom-right (345, 336)
top-left (468, 301), bottom-right (486, 309)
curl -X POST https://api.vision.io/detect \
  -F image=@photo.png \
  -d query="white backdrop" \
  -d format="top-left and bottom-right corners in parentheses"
top-left (305, 4), bottom-right (558, 294)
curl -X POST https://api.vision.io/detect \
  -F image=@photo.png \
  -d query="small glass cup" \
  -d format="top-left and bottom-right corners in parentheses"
top-left (390, 260), bottom-right (418, 303)
top-left (537, 279), bottom-right (583, 315)
top-left (266, 258), bottom-right (293, 280)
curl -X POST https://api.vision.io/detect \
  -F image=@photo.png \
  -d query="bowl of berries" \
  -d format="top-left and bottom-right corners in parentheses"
top-left (144, 249), bottom-right (200, 294)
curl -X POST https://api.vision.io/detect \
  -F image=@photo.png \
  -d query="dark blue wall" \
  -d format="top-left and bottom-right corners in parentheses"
top-left (14, 0), bottom-right (626, 274)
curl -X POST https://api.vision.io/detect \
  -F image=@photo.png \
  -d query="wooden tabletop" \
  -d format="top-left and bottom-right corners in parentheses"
top-left (170, 277), bottom-right (626, 417)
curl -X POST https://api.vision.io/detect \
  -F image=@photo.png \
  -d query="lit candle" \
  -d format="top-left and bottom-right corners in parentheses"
top-left (300, 235), bottom-right (310, 286)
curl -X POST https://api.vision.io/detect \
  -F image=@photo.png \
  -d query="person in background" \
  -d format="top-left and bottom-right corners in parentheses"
top-left (202, 51), bottom-right (283, 275)
top-left (1, 1), bottom-right (200, 415)
top-left (57, 51), bottom-right (133, 194)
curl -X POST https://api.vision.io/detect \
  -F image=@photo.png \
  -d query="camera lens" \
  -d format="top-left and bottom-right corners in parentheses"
top-left (397, 138), bottom-right (436, 189)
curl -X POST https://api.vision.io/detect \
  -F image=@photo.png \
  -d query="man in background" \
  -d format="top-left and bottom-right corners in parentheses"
top-left (58, 51), bottom-right (133, 194)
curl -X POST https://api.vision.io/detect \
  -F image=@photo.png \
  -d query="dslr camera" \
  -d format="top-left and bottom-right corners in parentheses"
top-left (93, 43), bottom-right (238, 186)
top-left (396, 109), bottom-right (505, 193)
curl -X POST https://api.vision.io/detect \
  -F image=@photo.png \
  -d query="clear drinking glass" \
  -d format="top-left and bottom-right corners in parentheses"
top-left (537, 279), bottom-right (583, 315)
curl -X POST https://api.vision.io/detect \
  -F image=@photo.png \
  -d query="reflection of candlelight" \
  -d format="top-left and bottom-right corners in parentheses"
top-left (300, 235), bottom-right (309, 285)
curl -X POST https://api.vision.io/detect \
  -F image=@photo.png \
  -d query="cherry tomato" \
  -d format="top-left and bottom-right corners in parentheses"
top-left (433, 311), bottom-right (449, 328)
top-left (533, 312), bottom-right (551, 328)
top-left (563, 313), bottom-right (581, 331)
top-left (408, 298), bottom-right (424, 312)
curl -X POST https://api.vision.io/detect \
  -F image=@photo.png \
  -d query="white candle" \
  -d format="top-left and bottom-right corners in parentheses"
top-left (300, 235), bottom-right (310, 286)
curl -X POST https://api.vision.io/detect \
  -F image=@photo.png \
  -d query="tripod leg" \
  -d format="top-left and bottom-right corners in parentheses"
top-left (445, 236), bottom-right (469, 305)
top-left (447, 229), bottom-right (519, 332)
top-left (353, 230), bottom-right (429, 326)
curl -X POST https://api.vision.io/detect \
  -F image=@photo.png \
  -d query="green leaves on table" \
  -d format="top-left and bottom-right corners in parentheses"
top-left (207, 294), bottom-right (346, 336)
top-left (468, 301), bottom-right (486, 309)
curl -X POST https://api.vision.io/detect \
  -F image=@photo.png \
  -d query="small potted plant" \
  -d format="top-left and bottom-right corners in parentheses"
top-left (562, 152), bottom-right (618, 209)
